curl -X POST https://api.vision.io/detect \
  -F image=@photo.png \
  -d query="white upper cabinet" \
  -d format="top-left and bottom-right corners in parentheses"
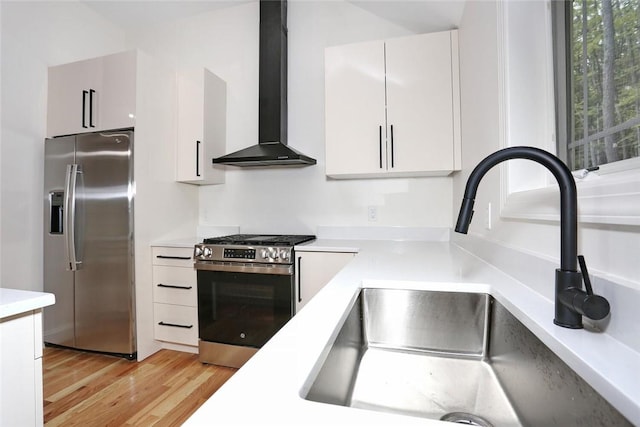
top-left (325, 40), bottom-right (387, 177)
top-left (47, 50), bottom-right (137, 137)
top-left (176, 68), bottom-right (226, 185)
top-left (325, 30), bottom-right (461, 178)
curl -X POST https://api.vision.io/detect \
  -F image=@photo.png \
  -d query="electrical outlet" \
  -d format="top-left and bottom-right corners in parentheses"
top-left (367, 206), bottom-right (378, 222)
top-left (485, 202), bottom-right (492, 230)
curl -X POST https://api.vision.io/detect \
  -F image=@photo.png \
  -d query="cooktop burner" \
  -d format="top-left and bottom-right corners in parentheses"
top-left (202, 234), bottom-right (316, 247)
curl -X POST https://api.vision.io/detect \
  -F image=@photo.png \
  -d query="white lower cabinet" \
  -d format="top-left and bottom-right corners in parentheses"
top-left (295, 251), bottom-right (356, 312)
top-left (151, 246), bottom-right (198, 349)
top-left (153, 304), bottom-right (198, 345)
top-left (1, 310), bottom-right (44, 427)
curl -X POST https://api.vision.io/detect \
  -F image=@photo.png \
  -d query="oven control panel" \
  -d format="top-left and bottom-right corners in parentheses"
top-left (224, 248), bottom-right (256, 259)
top-left (194, 244), bottom-right (294, 265)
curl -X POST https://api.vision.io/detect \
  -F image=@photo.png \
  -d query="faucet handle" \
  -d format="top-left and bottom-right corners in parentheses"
top-left (574, 255), bottom-right (610, 320)
top-left (577, 255), bottom-right (594, 295)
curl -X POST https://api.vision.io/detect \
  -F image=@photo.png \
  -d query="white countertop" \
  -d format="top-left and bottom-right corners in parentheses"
top-left (0, 288), bottom-right (55, 319)
top-left (185, 239), bottom-right (640, 426)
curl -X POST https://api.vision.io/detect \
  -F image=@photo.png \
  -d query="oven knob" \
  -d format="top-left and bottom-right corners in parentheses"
top-left (279, 249), bottom-right (290, 261)
top-left (263, 247), bottom-right (277, 259)
top-left (194, 246), bottom-right (203, 258)
top-left (203, 247), bottom-right (212, 258)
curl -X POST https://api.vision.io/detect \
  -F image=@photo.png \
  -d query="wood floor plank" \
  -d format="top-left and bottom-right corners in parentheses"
top-left (43, 347), bottom-right (237, 426)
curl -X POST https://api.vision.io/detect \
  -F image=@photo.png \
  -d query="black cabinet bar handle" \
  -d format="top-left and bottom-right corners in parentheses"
top-left (156, 255), bottom-right (191, 260)
top-left (82, 90), bottom-right (88, 128)
top-left (89, 89), bottom-right (95, 128)
top-left (157, 284), bottom-right (193, 290)
top-left (297, 256), bottom-right (302, 303)
top-left (196, 140), bottom-right (201, 177)
top-left (158, 321), bottom-right (193, 329)
top-left (390, 124), bottom-right (395, 168)
top-left (379, 125), bottom-right (383, 168)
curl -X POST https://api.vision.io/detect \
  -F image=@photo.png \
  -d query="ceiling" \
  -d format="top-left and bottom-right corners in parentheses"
top-left (82, 0), bottom-right (465, 34)
top-left (82, 1), bottom-right (250, 32)
top-left (351, 1), bottom-right (465, 33)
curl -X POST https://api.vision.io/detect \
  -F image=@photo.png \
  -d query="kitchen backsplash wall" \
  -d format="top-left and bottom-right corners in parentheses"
top-left (124, 1), bottom-right (456, 235)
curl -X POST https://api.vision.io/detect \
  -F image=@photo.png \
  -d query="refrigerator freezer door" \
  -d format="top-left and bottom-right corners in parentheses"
top-left (74, 131), bottom-right (135, 355)
top-left (43, 136), bottom-right (76, 347)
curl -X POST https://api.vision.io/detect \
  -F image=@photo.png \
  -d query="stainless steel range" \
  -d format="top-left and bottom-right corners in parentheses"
top-left (194, 234), bottom-right (315, 367)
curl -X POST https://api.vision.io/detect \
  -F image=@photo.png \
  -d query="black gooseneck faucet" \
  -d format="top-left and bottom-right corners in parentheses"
top-left (455, 146), bottom-right (610, 329)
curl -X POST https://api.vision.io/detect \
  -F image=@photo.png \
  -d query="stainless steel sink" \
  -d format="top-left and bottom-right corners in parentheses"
top-left (304, 288), bottom-right (631, 426)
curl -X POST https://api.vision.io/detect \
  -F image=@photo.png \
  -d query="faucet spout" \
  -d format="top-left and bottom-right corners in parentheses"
top-left (454, 146), bottom-right (610, 329)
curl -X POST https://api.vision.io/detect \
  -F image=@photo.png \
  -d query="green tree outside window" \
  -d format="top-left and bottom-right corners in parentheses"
top-left (561, 0), bottom-right (640, 170)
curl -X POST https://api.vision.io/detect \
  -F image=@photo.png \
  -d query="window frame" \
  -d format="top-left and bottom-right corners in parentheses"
top-left (497, 0), bottom-right (640, 227)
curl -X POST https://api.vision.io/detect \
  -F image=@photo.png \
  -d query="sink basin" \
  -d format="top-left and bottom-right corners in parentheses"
top-left (304, 288), bottom-right (631, 426)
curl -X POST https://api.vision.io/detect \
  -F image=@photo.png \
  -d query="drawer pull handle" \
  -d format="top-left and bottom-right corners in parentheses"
top-left (158, 321), bottom-right (193, 329)
top-left (157, 284), bottom-right (192, 290)
top-left (156, 255), bottom-right (191, 260)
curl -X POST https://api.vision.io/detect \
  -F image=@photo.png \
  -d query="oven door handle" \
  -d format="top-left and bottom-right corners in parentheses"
top-left (195, 261), bottom-right (293, 276)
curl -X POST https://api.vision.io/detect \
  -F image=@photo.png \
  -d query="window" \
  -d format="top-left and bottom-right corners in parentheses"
top-left (555, 0), bottom-right (640, 171)
top-left (498, 1), bottom-right (640, 227)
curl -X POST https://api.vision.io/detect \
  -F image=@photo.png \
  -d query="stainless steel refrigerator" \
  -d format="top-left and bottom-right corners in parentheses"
top-left (43, 130), bottom-right (136, 359)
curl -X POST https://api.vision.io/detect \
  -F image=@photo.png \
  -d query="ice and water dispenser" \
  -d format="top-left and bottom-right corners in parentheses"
top-left (49, 191), bottom-right (64, 234)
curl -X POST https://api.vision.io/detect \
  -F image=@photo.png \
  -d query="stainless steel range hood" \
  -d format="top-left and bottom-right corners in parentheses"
top-left (212, 0), bottom-right (316, 167)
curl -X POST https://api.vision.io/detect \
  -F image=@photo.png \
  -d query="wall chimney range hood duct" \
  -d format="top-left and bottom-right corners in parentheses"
top-left (212, 0), bottom-right (316, 167)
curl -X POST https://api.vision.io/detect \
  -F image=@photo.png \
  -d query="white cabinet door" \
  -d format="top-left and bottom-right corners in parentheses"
top-left (98, 51), bottom-right (137, 132)
top-left (153, 303), bottom-right (198, 346)
top-left (152, 266), bottom-right (197, 307)
top-left (152, 246), bottom-right (194, 268)
top-left (0, 310), bottom-right (42, 427)
top-left (47, 51), bottom-right (136, 137)
top-left (386, 31), bottom-right (456, 173)
top-left (325, 31), bottom-right (461, 178)
top-left (325, 40), bottom-right (387, 177)
top-left (47, 59), bottom-right (96, 136)
top-left (176, 68), bottom-right (226, 185)
top-left (295, 251), bottom-right (355, 312)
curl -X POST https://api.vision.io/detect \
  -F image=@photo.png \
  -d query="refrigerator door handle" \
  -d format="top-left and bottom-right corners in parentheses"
top-left (64, 164), bottom-right (81, 271)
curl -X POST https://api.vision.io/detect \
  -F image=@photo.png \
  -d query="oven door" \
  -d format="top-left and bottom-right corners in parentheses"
top-left (196, 263), bottom-right (294, 349)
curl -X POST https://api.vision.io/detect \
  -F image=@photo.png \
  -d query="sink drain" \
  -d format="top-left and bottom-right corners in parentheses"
top-left (440, 412), bottom-right (494, 427)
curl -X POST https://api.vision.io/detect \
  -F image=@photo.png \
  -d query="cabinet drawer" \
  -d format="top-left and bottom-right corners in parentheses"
top-left (152, 246), bottom-right (194, 267)
top-left (153, 303), bottom-right (198, 346)
top-left (153, 266), bottom-right (197, 306)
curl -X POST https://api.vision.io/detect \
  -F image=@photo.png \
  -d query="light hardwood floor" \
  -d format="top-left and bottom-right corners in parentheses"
top-left (43, 347), bottom-right (237, 426)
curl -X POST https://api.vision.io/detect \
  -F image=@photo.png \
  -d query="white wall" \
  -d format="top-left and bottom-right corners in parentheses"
top-left (124, 0), bottom-right (455, 235)
top-left (0, 2), bottom-right (126, 291)
top-left (455, 1), bottom-right (640, 290)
